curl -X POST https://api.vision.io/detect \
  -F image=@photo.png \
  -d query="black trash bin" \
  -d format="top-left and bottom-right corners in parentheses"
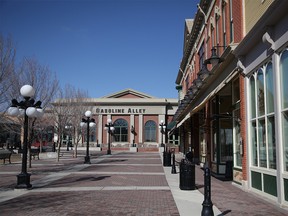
top-left (179, 159), bottom-right (195, 190)
top-left (163, 151), bottom-right (172, 167)
top-left (225, 160), bottom-right (233, 180)
top-left (186, 151), bottom-right (194, 163)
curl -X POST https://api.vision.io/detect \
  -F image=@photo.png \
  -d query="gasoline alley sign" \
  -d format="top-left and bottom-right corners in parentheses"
top-left (95, 108), bottom-right (146, 114)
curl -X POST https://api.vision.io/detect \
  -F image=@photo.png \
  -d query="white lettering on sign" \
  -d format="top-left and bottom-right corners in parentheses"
top-left (96, 108), bottom-right (146, 114)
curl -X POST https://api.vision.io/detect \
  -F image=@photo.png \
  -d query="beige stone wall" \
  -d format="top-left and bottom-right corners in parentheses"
top-left (245, 0), bottom-right (274, 33)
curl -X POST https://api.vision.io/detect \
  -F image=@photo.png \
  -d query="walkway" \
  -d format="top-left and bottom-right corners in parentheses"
top-left (0, 150), bottom-right (287, 215)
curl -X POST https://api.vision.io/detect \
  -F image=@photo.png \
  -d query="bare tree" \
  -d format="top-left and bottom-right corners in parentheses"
top-left (0, 34), bottom-right (15, 109)
top-left (51, 84), bottom-right (89, 161)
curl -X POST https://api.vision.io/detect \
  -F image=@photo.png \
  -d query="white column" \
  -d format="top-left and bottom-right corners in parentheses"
top-left (98, 115), bottom-right (102, 144)
top-left (139, 114), bottom-right (143, 143)
top-left (107, 115), bottom-right (111, 144)
top-left (273, 53), bottom-right (283, 204)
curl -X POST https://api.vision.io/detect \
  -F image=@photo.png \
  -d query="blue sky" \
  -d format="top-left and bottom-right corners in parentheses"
top-left (0, 0), bottom-right (198, 99)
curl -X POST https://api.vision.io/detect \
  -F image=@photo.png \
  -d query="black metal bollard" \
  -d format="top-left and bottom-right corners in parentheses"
top-left (201, 166), bottom-right (214, 216)
top-left (171, 152), bottom-right (177, 174)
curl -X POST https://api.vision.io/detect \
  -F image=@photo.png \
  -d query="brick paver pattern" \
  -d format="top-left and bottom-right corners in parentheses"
top-left (0, 151), bottom-right (179, 216)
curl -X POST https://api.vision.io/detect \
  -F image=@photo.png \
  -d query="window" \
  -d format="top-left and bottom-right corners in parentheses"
top-left (249, 62), bottom-right (276, 169)
top-left (113, 119), bottom-right (128, 142)
top-left (250, 76), bottom-right (256, 118)
top-left (222, 1), bottom-right (227, 48)
top-left (199, 43), bottom-right (205, 70)
top-left (280, 49), bottom-right (288, 171)
top-left (211, 25), bottom-right (215, 48)
top-left (257, 69), bottom-right (265, 116)
top-left (220, 119), bottom-right (233, 162)
top-left (185, 75), bottom-right (189, 92)
top-left (229, 0), bottom-right (234, 43)
top-left (251, 121), bottom-right (258, 166)
top-left (280, 50), bottom-right (288, 109)
top-left (215, 13), bottom-right (220, 46)
top-left (266, 63), bottom-right (274, 113)
top-left (233, 109), bottom-right (242, 167)
top-left (232, 78), bottom-right (241, 167)
top-left (144, 120), bottom-right (156, 142)
top-left (89, 129), bottom-right (96, 142)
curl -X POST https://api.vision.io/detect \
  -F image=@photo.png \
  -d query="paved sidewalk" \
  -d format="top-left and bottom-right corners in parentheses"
top-left (0, 151), bottom-right (178, 216)
top-left (1, 151), bottom-right (288, 215)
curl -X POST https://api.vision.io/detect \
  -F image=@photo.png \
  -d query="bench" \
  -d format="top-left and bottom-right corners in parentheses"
top-left (0, 150), bottom-right (12, 164)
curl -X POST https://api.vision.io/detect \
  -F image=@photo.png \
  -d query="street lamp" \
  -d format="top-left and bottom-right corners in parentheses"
top-left (104, 119), bottom-right (114, 155)
top-left (80, 110), bottom-right (96, 164)
top-left (65, 125), bottom-right (72, 151)
top-left (159, 120), bottom-right (166, 147)
top-left (131, 125), bottom-right (135, 147)
top-left (7, 84), bottom-right (44, 189)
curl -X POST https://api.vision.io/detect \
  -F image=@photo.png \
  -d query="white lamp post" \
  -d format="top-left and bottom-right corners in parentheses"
top-left (159, 120), bottom-right (166, 147)
top-left (7, 85), bottom-right (44, 189)
top-left (80, 110), bottom-right (96, 164)
top-left (104, 119), bottom-right (114, 155)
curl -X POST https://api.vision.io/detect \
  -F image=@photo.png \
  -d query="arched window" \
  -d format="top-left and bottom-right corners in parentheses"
top-left (280, 50), bottom-right (288, 109)
top-left (257, 69), bottom-right (264, 116)
top-left (280, 49), bottom-right (288, 171)
top-left (113, 119), bottom-right (128, 142)
top-left (144, 120), bottom-right (156, 142)
top-left (249, 62), bottom-right (276, 169)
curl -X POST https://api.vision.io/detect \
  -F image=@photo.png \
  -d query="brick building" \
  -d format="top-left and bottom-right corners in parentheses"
top-left (55, 89), bottom-right (178, 152)
top-left (173, 0), bottom-right (288, 208)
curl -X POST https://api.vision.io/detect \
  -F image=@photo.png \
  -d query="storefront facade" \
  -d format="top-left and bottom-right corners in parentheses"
top-left (234, 0), bottom-right (288, 207)
top-left (173, 0), bottom-right (245, 181)
top-left (173, 0), bottom-right (288, 208)
top-left (75, 89), bottom-right (178, 151)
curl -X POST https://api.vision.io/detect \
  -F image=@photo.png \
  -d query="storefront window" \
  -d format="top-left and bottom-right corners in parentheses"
top-left (266, 63), bottom-right (274, 113)
top-left (257, 69), bottom-right (265, 116)
top-left (283, 111), bottom-right (288, 171)
top-left (144, 120), bottom-right (156, 142)
top-left (250, 76), bottom-right (256, 118)
top-left (280, 50), bottom-right (288, 109)
top-left (212, 120), bottom-right (217, 162)
top-left (280, 50), bottom-right (288, 171)
top-left (267, 116), bottom-right (276, 169)
top-left (258, 119), bottom-right (267, 168)
top-left (233, 109), bottom-right (242, 167)
top-left (113, 119), bottom-right (128, 142)
top-left (251, 121), bottom-right (258, 166)
top-left (220, 119), bottom-right (233, 162)
top-left (232, 78), bottom-right (241, 167)
top-left (249, 62), bottom-right (275, 170)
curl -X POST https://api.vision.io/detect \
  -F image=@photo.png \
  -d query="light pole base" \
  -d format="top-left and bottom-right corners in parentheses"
top-left (107, 149), bottom-right (111, 155)
top-left (15, 173), bottom-right (32, 189)
top-left (201, 203), bottom-right (214, 216)
top-left (84, 156), bottom-right (91, 164)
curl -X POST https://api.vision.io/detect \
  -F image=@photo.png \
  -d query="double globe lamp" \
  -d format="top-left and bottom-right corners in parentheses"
top-left (104, 119), bottom-right (114, 155)
top-left (80, 110), bottom-right (96, 164)
top-left (7, 85), bottom-right (44, 189)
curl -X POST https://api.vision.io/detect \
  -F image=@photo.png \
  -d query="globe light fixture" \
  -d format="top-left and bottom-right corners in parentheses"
top-left (80, 110), bottom-right (95, 164)
top-left (159, 120), bottom-right (166, 147)
top-left (105, 119), bottom-right (114, 155)
top-left (7, 84), bottom-right (44, 189)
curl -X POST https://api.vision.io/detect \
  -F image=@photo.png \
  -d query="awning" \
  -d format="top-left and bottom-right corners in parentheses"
top-left (167, 121), bottom-right (176, 130)
top-left (176, 112), bottom-right (190, 128)
top-left (190, 67), bottom-right (238, 115)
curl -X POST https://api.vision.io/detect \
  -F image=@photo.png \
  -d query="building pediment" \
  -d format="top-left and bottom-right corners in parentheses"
top-left (102, 89), bottom-right (156, 99)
